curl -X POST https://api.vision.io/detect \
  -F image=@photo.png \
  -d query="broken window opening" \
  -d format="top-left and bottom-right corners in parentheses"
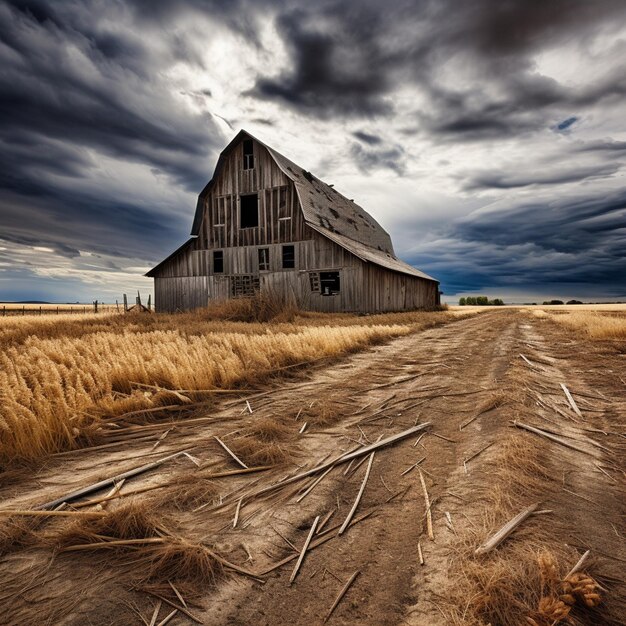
top-left (213, 250), bottom-right (224, 274)
top-left (243, 139), bottom-right (254, 170)
top-left (320, 271), bottom-right (340, 295)
top-left (231, 275), bottom-right (260, 297)
top-left (258, 248), bottom-right (270, 271)
top-left (240, 193), bottom-right (259, 228)
top-left (282, 245), bottom-right (295, 269)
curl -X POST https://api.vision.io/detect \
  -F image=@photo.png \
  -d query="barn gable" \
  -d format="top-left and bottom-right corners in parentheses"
top-left (183, 130), bottom-right (435, 282)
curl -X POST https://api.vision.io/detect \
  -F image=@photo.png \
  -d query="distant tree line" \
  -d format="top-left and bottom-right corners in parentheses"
top-left (542, 300), bottom-right (583, 305)
top-left (458, 296), bottom-right (504, 306)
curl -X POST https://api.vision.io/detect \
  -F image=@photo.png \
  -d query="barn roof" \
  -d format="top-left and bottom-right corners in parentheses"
top-left (185, 130), bottom-right (437, 282)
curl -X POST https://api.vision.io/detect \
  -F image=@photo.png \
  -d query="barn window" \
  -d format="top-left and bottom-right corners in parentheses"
top-left (282, 245), bottom-right (295, 269)
top-left (231, 275), bottom-right (259, 297)
top-left (240, 194), bottom-right (258, 228)
top-left (258, 248), bottom-right (269, 271)
top-left (243, 139), bottom-right (254, 170)
top-left (320, 271), bottom-right (340, 295)
top-left (213, 250), bottom-right (224, 273)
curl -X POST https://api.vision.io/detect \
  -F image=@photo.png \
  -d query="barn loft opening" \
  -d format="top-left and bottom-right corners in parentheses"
top-left (320, 271), bottom-right (340, 295)
top-left (282, 244), bottom-right (295, 269)
top-left (243, 139), bottom-right (254, 170)
top-left (213, 250), bottom-right (224, 273)
top-left (240, 194), bottom-right (258, 228)
top-left (258, 247), bottom-right (269, 271)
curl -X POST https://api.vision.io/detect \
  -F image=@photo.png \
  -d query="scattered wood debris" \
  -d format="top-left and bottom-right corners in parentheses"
top-left (560, 383), bottom-right (583, 418)
top-left (214, 436), bottom-right (248, 469)
top-left (324, 570), bottom-right (360, 622)
top-left (418, 469), bottom-right (434, 541)
top-left (512, 421), bottom-right (594, 455)
top-left (339, 452), bottom-right (375, 535)
top-left (475, 503), bottom-right (539, 555)
top-left (290, 516), bottom-right (320, 584)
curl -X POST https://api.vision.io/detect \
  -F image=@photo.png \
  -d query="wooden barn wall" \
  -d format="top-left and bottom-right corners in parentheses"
top-left (360, 263), bottom-right (439, 311)
top-left (153, 231), bottom-right (438, 313)
top-left (197, 141), bottom-right (309, 248)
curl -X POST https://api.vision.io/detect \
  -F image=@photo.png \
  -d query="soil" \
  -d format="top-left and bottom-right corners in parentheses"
top-left (0, 310), bottom-right (624, 625)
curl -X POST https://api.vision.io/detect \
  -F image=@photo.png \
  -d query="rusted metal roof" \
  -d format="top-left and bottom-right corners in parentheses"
top-left (187, 130), bottom-right (437, 282)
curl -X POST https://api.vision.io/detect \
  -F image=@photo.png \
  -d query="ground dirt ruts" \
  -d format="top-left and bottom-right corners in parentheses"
top-left (0, 310), bottom-right (623, 626)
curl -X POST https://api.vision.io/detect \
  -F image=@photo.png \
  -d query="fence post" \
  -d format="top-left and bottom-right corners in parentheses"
top-left (123, 294), bottom-right (128, 312)
top-left (39, 306), bottom-right (42, 316)
top-left (22, 305), bottom-right (25, 316)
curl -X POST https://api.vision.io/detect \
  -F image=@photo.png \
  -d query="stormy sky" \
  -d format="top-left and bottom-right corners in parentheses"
top-left (1, 0), bottom-right (625, 303)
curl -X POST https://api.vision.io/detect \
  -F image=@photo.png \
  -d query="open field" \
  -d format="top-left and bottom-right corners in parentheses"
top-left (0, 305), bottom-right (623, 625)
top-left (0, 303), bottom-right (120, 316)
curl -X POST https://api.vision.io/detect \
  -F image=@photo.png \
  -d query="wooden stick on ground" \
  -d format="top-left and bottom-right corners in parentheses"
top-left (464, 441), bottom-right (494, 466)
top-left (156, 610), bottom-right (177, 626)
top-left (338, 452), bottom-right (375, 535)
top-left (561, 383), bottom-right (583, 418)
top-left (149, 600), bottom-right (161, 626)
top-left (36, 450), bottom-right (190, 510)
top-left (566, 549), bottom-right (590, 578)
top-left (296, 465), bottom-right (334, 503)
top-left (324, 571), bottom-right (360, 623)
top-left (512, 421), bottom-right (594, 455)
top-left (233, 497), bottom-right (243, 528)
top-left (0, 510), bottom-right (107, 518)
top-left (214, 436), bottom-right (248, 469)
top-left (418, 540), bottom-right (424, 566)
top-left (261, 511), bottom-right (374, 576)
top-left (418, 469), bottom-right (434, 541)
top-left (142, 591), bottom-right (203, 625)
top-left (290, 515), bottom-right (320, 584)
top-left (475, 503), bottom-right (539, 555)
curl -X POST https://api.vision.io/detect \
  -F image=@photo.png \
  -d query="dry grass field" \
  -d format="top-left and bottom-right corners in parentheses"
top-left (0, 298), bottom-right (453, 466)
top-left (0, 302), bottom-right (623, 626)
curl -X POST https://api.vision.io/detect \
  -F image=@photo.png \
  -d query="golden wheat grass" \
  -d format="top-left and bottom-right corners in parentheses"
top-left (0, 299), bottom-right (454, 466)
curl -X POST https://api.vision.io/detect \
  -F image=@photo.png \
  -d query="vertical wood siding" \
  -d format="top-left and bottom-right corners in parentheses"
top-left (151, 137), bottom-right (438, 313)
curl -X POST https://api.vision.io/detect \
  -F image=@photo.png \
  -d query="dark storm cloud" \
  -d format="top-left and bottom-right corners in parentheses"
top-left (464, 163), bottom-right (620, 191)
top-left (0, 0), bottom-right (228, 264)
top-left (350, 143), bottom-right (406, 176)
top-left (250, 0), bottom-right (626, 137)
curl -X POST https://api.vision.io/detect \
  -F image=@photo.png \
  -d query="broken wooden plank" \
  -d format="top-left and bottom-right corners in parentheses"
top-left (512, 421), bottom-right (594, 455)
top-left (290, 515), bottom-right (320, 584)
top-left (561, 383), bottom-right (583, 418)
top-left (339, 452), bottom-right (375, 535)
top-left (324, 571), bottom-right (360, 623)
top-left (475, 503), bottom-right (539, 555)
top-left (418, 469), bottom-right (434, 541)
top-left (214, 436), bottom-right (248, 469)
top-left (36, 450), bottom-right (190, 510)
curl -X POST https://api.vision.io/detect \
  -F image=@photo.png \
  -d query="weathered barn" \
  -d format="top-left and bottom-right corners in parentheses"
top-left (146, 130), bottom-right (439, 313)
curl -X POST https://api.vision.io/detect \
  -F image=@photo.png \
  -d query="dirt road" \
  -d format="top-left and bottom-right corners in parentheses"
top-left (1, 310), bottom-right (624, 625)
